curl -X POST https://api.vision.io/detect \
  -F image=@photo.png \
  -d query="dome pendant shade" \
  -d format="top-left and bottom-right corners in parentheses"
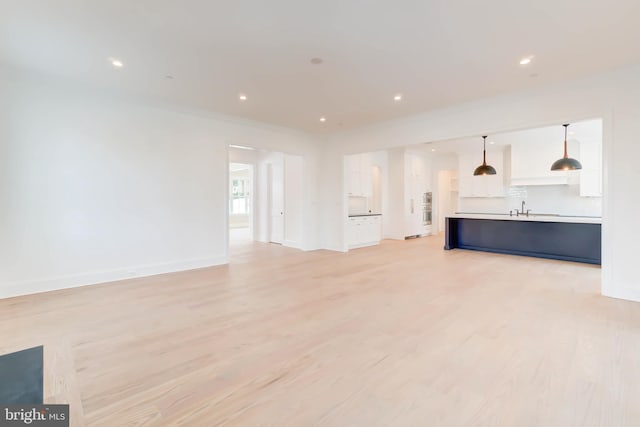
top-left (474, 163), bottom-right (497, 175)
top-left (550, 157), bottom-right (582, 171)
top-left (473, 136), bottom-right (497, 176)
top-left (551, 124), bottom-right (582, 171)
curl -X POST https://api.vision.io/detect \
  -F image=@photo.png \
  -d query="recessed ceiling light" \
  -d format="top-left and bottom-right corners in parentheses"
top-left (319, 117), bottom-right (326, 122)
top-left (110, 58), bottom-right (124, 68)
top-left (519, 57), bottom-right (532, 65)
top-left (431, 148), bottom-right (436, 152)
top-left (568, 131), bottom-right (575, 136)
top-left (394, 94), bottom-right (403, 101)
top-left (310, 57), bottom-right (323, 65)
top-left (238, 94), bottom-right (247, 101)
top-left (489, 141), bottom-right (496, 145)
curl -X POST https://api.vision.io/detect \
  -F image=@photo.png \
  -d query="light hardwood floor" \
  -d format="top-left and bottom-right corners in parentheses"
top-left (1, 234), bottom-right (639, 426)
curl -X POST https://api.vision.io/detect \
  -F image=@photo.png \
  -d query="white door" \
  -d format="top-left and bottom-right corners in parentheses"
top-left (283, 154), bottom-right (303, 248)
top-left (268, 162), bottom-right (284, 244)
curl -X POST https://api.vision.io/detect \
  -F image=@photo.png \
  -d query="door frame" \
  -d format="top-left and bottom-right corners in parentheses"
top-left (267, 161), bottom-right (285, 244)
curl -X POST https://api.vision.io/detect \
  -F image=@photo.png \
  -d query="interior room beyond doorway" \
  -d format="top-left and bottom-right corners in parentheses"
top-left (229, 162), bottom-right (254, 248)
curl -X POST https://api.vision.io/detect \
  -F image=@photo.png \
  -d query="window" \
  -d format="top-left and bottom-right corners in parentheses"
top-left (229, 177), bottom-right (250, 214)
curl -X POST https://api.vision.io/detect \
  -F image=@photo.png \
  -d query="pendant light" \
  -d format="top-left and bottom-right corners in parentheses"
top-left (551, 124), bottom-right (582, 171)
top-left (473, 136), bottom-right (497, 176)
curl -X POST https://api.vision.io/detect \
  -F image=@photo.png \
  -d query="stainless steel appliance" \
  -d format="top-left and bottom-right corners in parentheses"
top-left (422, 192), bottom-right (432, 226)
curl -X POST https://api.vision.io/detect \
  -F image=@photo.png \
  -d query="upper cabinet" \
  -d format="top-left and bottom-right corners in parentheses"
top-left (346, 153), bottom-right (373, 197)
top-left (458, 148), bottom-right (507, 198)
top-left (510, 139), bottom-right (573, 186)
top-left (405, 152), bottom-right (431, 196)
top-left (579, 141), bottom-right (602, 197)
top-left (506, 122), bottom-right (601, 197)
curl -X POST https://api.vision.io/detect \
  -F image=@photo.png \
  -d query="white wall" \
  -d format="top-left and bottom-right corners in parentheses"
top-left (0, 69), bottom-right (320, 298)
top-left (320, 63), bottom-right (640, 302)
top-left (229, 147), bottom-right (261, 164)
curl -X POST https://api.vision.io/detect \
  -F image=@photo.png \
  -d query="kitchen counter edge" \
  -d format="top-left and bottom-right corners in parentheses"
top-left (447, 213), bottom-right (601, 224)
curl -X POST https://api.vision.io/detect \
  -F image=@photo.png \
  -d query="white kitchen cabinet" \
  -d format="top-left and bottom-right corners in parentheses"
top-left (458, 148), bottom-right (506, 198)
top-left (347, 216), bottom-right (382, 248)
top-left (346, 153), bottom-right (373, 197)
top-left (579, 141), bottom-right (602, 197)
top-left (383, 148), bottom-right (433, 240)
top-left (510, 140), bottom-right (575, 186)
top-left (404, 152), bottom-right (431, 237)
top-left (510, 135), bottom-right (601, 195)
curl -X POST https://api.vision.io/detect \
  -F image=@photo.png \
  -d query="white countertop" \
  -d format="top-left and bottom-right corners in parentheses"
top-left (448, 213), bottom-right (602, 224)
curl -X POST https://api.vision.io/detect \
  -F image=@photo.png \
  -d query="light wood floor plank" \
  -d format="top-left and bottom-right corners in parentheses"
top-left (1, 234), bottom-right (638, 426)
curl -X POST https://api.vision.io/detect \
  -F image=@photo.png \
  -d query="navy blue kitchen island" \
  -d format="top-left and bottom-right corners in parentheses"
top-left (445, 214), bottom-right (601, 265)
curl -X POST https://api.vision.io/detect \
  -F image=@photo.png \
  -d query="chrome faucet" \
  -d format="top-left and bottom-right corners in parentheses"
top-left (511, 201), bottom-right (530, 217)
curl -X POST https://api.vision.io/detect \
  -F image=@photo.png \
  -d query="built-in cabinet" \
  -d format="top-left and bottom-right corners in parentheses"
top-left (458, 148), bottom-right (507, 198)
top-left (347, 216), bottom-right (382, 248)
top-left (510, 140), bottom-right (572, 186)
top-left (405, 153), bottom-right (431, 236)
top-left (346, 151), bottom-right (386, 249)
top-left (457, 139), bottom-right (601, 198)
top-left (509, 138), bottom-right (601, 197)
top-left (385, 149), bottom-right (432, 238)
top-left (579, 141), bottom-right (602, 197)
top-left (346, 153), bottom-right (373, 197)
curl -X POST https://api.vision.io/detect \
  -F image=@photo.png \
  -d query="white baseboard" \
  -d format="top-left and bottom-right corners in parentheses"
top-left (602, 284), bottom-right (640, 303)
top-left (348, 240), bottom-right (381, 250)
top-left (283, 239), bottom-right (301, 249)
top-left (0, 255), bottom-right (229, 300)
top-left (320, 244), bottom-right (348, 253)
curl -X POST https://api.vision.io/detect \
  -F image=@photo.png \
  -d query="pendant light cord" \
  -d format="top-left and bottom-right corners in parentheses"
top-left (482, 135), bottom-right (488, 166)
top-left (563, 124), bottom-right (569, 159)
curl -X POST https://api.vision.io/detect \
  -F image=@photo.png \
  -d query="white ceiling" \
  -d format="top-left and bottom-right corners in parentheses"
top-left (2, 1), bottom-right (639, 133)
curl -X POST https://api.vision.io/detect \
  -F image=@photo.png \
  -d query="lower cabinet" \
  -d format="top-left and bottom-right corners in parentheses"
top-left (348, 216), bottom-right (382, 249)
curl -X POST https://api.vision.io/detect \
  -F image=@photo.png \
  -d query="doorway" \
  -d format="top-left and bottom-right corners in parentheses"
top-left (229, 163), bottom-right (254, 247)
top-left (226, 150), bottom-right (304, 259)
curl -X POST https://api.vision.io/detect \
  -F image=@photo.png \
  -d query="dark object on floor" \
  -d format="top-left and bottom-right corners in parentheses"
top-left (0, 346), bottom-right (44, 404)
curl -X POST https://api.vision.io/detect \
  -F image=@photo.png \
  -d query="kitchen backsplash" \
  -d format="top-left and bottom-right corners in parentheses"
top-left (458, 184), bottom-right (602, 217)
top-left (348, 196), bottom-right (370, 215)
